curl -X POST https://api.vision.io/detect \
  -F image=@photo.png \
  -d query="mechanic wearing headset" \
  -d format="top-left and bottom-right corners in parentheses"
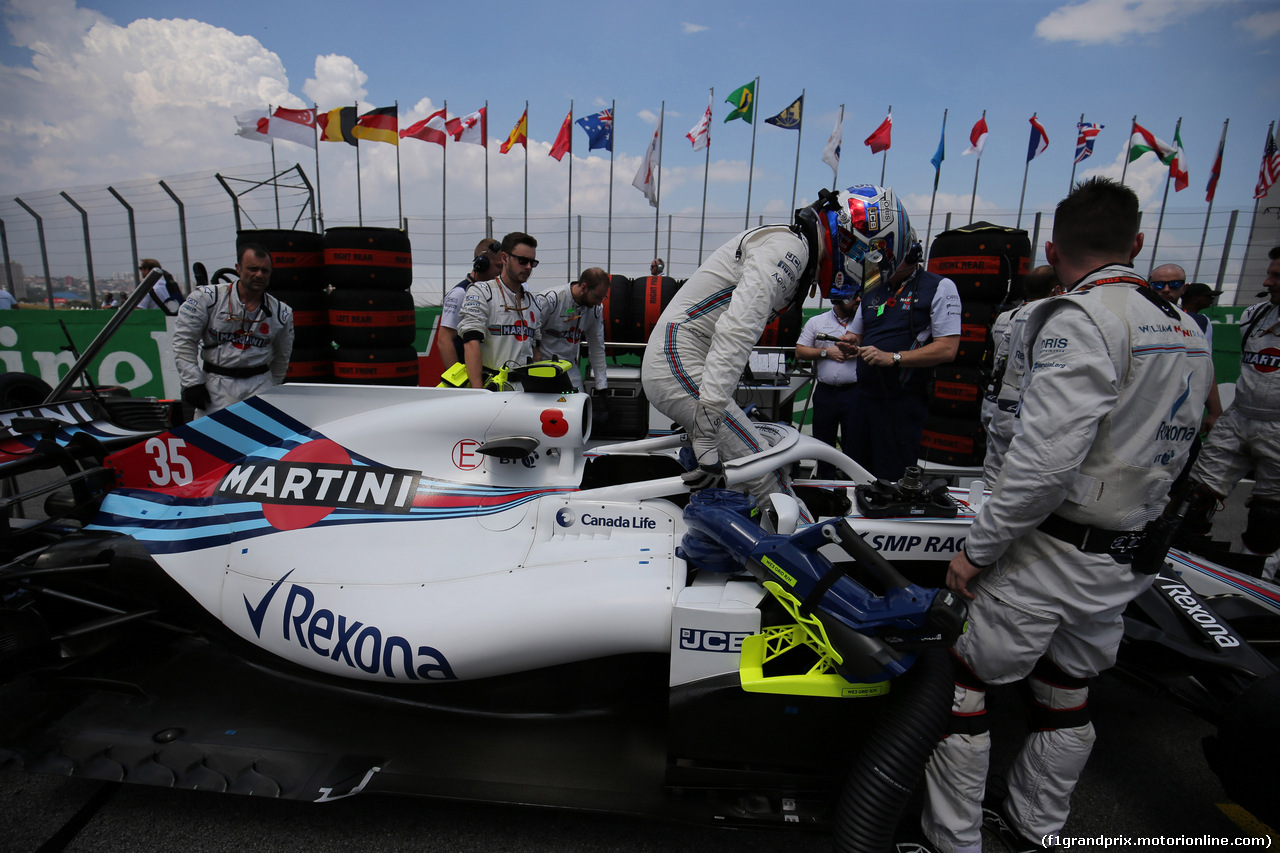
top-left (437, 238), bottom-right (503, 369)
top-left (458, 231), bottom-right (545, 390)
top-left (174, 242), bottom-right (294, 415)
top-left (641, 187), bottom-right (850, 504)
top-left (538, 267), bottom-right (609, 392)
top-left (920, 178), bottom-right (1212, 853)
top-left (840, 186), bottom-right (961, 482)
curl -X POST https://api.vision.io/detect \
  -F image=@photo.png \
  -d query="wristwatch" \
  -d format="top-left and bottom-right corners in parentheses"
top-left (892, 351), bottom-right (902, 366)
top-left (819, 348), bottom-right (828, 359)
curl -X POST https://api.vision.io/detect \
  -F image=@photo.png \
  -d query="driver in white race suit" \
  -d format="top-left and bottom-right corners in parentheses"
top-left (921, 178), bottom-right (1213, 853)
top-left (174, 243), bottom-right (294, 416)
top-left (641, 187), bottom-right (866, 503)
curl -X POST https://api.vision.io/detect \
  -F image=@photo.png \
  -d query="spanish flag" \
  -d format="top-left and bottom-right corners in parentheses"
top-left (318, 106), bottom-right (357, 146)
top-left (354, 106), bottom-right (399, 146)
top-left (500, 108), bottom-right (528, 154)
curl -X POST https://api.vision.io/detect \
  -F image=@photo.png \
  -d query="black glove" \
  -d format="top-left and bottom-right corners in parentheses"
top-left (181, 383), bottom-right (211, 411)
top-left (681, 462), bottom-right (726, 492)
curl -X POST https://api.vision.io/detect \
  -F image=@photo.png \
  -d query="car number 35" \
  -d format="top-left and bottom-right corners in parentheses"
top-left (145, 437), bottom-right (193, 486)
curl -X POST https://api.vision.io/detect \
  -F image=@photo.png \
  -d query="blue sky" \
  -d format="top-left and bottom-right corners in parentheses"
top-left (0, 0), bottom-right (1277, 295)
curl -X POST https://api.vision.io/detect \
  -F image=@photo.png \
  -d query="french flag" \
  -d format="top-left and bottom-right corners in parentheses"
top-left (1027, 115), bottom-right (1049, 162)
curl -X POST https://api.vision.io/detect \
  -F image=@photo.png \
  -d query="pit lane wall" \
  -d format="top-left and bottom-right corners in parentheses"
top-left (0, 305), bottom-right (1248, 400)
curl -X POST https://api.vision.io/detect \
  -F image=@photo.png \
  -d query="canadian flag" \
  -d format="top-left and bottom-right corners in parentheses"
top-left (446, 107), bottom-right (487, 146)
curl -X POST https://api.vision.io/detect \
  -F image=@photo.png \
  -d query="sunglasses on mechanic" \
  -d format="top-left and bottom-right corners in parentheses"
top-left (1151, 279), bottom-right (1185, 291)
top-left (508, 254), bottom-right (539, 268)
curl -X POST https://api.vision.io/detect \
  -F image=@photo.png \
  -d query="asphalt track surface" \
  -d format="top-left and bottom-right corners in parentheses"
top-left (3, 461), bottom-right (1276, 851)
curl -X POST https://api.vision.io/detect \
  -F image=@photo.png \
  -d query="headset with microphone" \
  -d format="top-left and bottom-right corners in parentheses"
top-left (473, 241), bottom-right (501, 274)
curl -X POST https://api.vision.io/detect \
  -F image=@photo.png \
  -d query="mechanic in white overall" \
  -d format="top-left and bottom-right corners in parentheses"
top-left (979, 264), bottom-right (1061, 485)
top-left (641, 187), bottom-right (855, 503)
top-left (174, 243), bottom-right (294, 415)
top-left (921, 178), bottom-right (1213, 853)
top-left (458, 231), bottom-right (545, 389)
top-left (539, 267), bottom-right (609, 392)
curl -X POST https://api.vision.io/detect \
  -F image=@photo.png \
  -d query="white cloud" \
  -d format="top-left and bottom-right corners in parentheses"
top-left (637, 109), bottom-right (659, 124)
top-left (1035, 0), bottom-right (1226, 45)
top-left (302, 54), bottom-right (368, 106)
top-left (681, 22), bottom-right (708, 34)
top-left (1237, 8), bottom-right (1280, 40)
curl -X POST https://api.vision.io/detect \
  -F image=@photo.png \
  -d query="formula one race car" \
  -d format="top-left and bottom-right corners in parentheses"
top-left (1, 361), bottom-right (1278, 850)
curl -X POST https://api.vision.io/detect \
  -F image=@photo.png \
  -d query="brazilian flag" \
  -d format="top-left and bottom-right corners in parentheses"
top-left (724, 80), bottom-right (756, 124)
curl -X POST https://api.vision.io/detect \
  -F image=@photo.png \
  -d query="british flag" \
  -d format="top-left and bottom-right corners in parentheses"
top-left (1256, 126), bottom-right (1280, 200)
top-left (1074, 122), bottom-right (1103, 165)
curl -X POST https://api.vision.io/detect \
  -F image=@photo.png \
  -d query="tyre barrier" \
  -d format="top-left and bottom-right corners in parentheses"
top-left (328, 289), bottom-right (417, 348)
top-left (927, 222), bottom-right (1031, 305)
top-left (929, 366), bottom-right (989, 419)
top-left (920, 413), bottom-right (986, 467)
top-left (758, 309), bottom-right (802, 349)
top-left (332, 345), bottom-right (420, 386)
top-left (626, 275), bottom-right (682, 343)
top-left (270, 289), bottom-right (329, 348)
top-left (237, 229), bottom-right (326, 291)
top-left (604, 275), bottom-right (632, 354)
top-left (324, 227), bottom-right (413, 290)
top-left (286, 345), bottom-right (333, 383)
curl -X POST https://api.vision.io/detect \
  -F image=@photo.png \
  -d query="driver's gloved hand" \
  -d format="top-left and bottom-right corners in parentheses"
top-left (181, 383), bottom-right (211, 411)
top-left (681, 462), bottom-right (726, 492)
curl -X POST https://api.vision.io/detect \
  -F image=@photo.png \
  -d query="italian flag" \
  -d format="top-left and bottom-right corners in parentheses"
top-left (1128, 122), bottom-right (1176, 165)
top-left (1169, 125), bottom-right (1189, 192)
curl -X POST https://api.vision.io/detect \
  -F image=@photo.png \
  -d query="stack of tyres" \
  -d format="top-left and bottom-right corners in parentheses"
top-left (626, 275), bottom-right (682, 345)
top-left (324, 227), bottom-right (419, 386)
top-left (920, 223), bottom-right (1030, 467)
top-left (237, 229), bottom-right (331, 383)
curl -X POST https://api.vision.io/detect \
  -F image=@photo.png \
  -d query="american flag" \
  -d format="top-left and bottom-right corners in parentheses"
top-left (1074, 122), bottom-right (1103, 165)
top-left (1256, 126), bottom-right (1280, 200)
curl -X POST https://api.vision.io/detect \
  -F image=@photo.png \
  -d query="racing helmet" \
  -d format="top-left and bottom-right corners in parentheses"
top-left (796, 185), bottom-right (920, 301)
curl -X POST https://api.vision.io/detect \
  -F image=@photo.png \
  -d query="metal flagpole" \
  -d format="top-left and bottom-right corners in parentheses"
top-left (700, 87), bottom-right (713, 264)
top-left (926, 108), bottom-right (946, 261)
top-left (1069, 113), bottom-right (1084, 193)
top-left (523, 100), bottom-right (528, 232)
top-left (968, 109), bottom-right (985, 225)
top-left (1121, 115), bottom-right (1137, 186)
top-left (395, 100), bottom-right (403, 226)
top-left (355, 100), bottom-right (363, 227)
top-left (313, 103), bottom-right (324, 231)
top-left (567, 100), bottom-right (573, 279)
top-left (879, 105), bottom-right (890, 185)
top-left (268, 104), bottom-right (281, 227)
top-left (441, 100), bottom-right (447, 304)
top-left (744, 78), bottom-right (759, 229)
top-left (1195, 118), bottom-right (1228, 281)
top-left (607, 99), bottom-right (615, 272)
top-left (1017, 112), bottom-right (1035, 229)
top-left (484, 100), bottom-right (490, 238)
top-left (831, 104), bottom-right (844, 191)
top-left (1148, 117), bottom-right (1181, 276)
top-left (655, 101), bottom-right (664, 256)
top-left (789, 89), bottom-right (804, 213)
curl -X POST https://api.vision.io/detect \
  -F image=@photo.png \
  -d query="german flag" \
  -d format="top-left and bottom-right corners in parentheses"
top-left (354, 106), bottom-right (399, 146)
top-left (318, 106), bottom-right (357, 146)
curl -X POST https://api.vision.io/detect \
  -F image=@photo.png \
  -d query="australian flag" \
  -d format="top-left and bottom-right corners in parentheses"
top-left (1075, 122), bottom-right (1103, 165)
top-left (576, 110), bottom-right (613, 152)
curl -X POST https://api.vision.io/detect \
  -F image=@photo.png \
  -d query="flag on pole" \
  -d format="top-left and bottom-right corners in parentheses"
top-left (234, 110), bottom-right (271, 144)
top-left (317, 106), bottom-right (357, 145)
top-left (1257, 126), bottom-right (1280, 199)
top-left (268, 107), bottom-right (317, 148)
top-left (576, 110), bottom-right (613, 151)
top-left (723, 80), bottom-right (755, 124)
top-left (1074, 122), bottom-right (1103, 165)
top-left (549, 111), bottom-right (572, 161)
top-left (687, 94), bottom-right (713, 150)
top-left (931, 115), bottom-right (945, 177)
top-left (1128, 122), bottom-right (1176, 164)
top-left (1026, 115), bottom-right (1049, 162)
top-left (1170, 124), bottom-right (1189, 192)
top-left (764, 95), bottom-right (803, 130)
top-left (446, 107), bottom-right (486, 146)
top-left (500, 108), bottom-right (527, 154)
top-left (964, 116), bottom-right (988, 156)
top-left (821, 112), bottom-right (842, 177)
top-left (1205, 125), bottom-right (1226, 203)
top-left (632, 113), bottom-right (662, 207)
top-left (864, 113), bottom-right (892, 154)
top-left (353, 106), bottom-right (398, 146)
top-left (400, 109), bottom-right (448, 146)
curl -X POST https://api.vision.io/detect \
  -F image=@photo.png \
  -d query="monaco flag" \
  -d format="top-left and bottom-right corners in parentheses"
top-left (964, 115), bottom-right (988, 157)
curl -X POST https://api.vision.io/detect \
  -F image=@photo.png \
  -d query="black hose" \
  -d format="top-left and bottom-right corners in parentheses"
top-left (832, 645), bottom-right (954, 853)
